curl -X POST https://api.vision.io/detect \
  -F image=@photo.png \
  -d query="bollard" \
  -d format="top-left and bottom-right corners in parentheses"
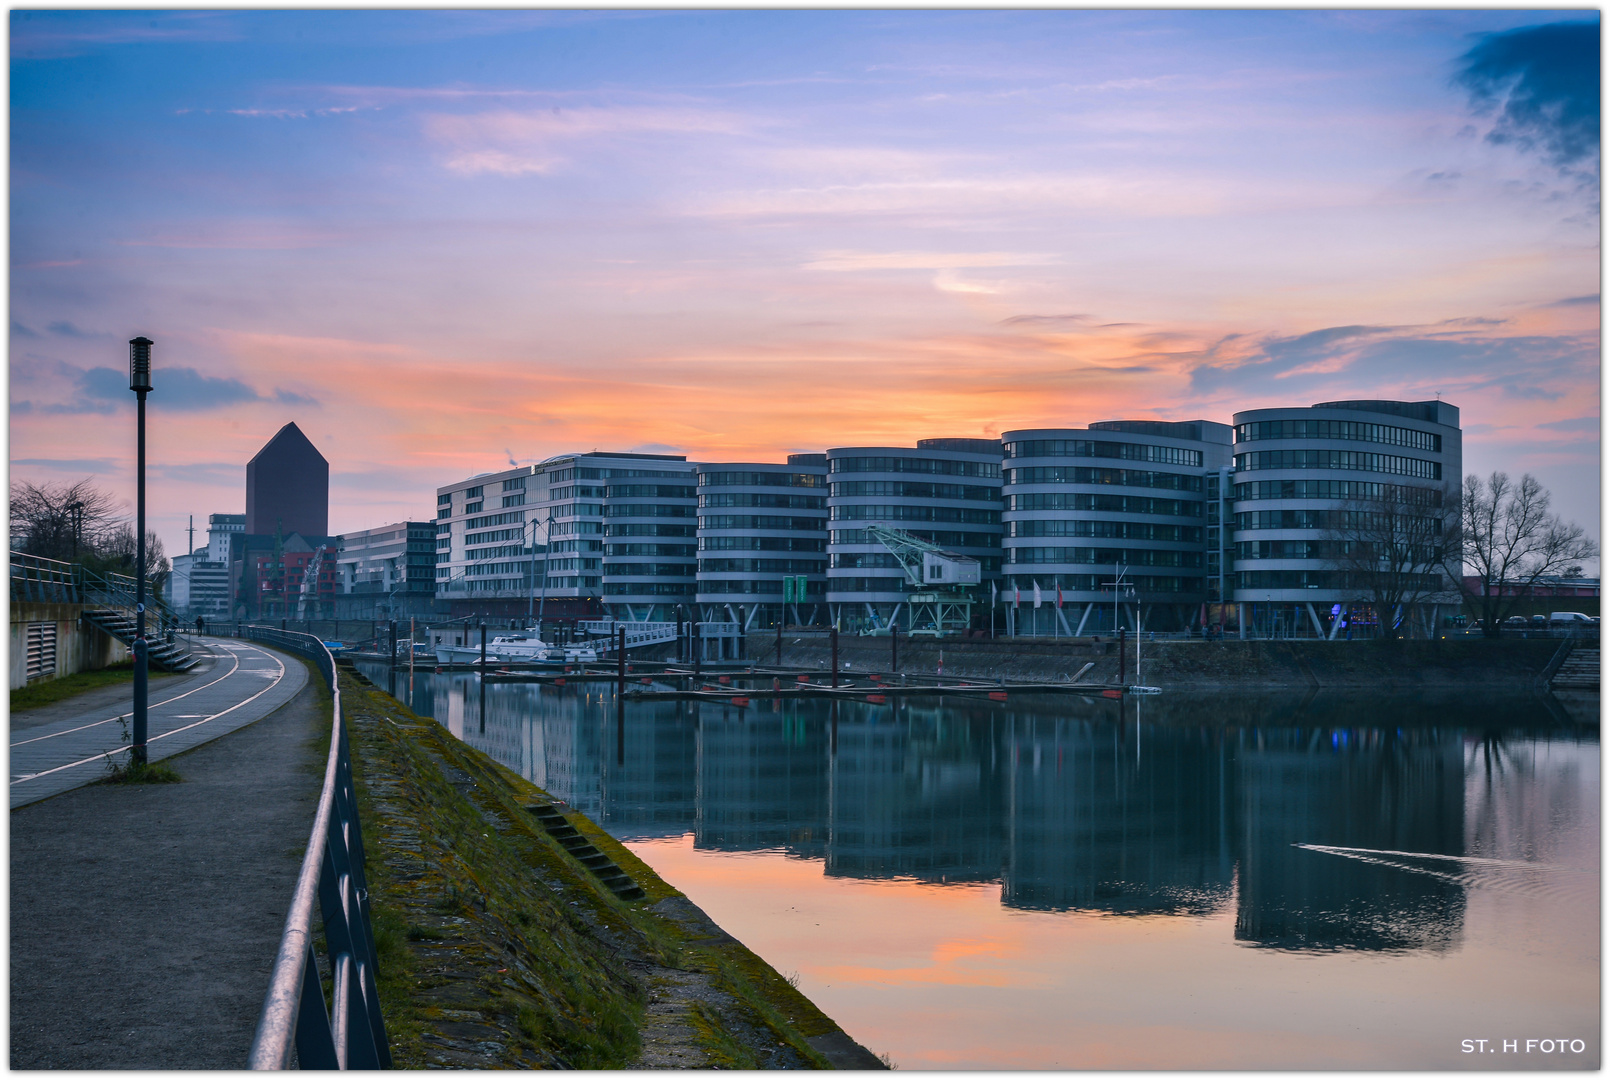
top-left (389, 621), bottom-right (397, 672)
top-left (830, 627), bottom-right (839, 688)
top-left (694, 622), bottom-right (702, 678)
top-left (776, 620), bottom-right (783, 665)
top-left (1118, 626), bottom-right (1126, 687)
top-left (617, 626), bottom-right (626, 694)
top-left (891, 621), bottom-right (898, 673)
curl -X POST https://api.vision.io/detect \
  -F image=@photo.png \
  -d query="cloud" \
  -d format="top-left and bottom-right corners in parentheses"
top-left (630, 442), bottom-right (684, 454)
top-left (1545, 294), bottom-right (1599, 308)
top-left (1536, 415), bottom-right (1601, 433)
top-left (70, 365), bottom-right (319, 412)
top-left (11, 456), bottom-right (119, 472)
top-left (12, 320), bottom-right (40, 339)
top-left (804, 251), bottom-right (1060, 272)
top-left (1455, 21), bottom-right (1600, 172)
top-left (424, 104), bottom-right (752, 176)
top-left (47, 320), bottom-right (96, 338)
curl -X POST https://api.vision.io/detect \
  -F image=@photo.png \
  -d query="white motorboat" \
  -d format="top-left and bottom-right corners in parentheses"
top-left (436, 630), bottom-right (598, 665)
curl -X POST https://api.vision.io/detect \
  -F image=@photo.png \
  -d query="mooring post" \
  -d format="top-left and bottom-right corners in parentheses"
top-left (891, 620), bottom-right (898, 673)
top-left (1118, 625), bottom-right (1126, 687)
top-left (389, 620), bottom-right (397, 672)
top-left (776, 620), bottom-right (783, 665)
top-left (694, 621), bottom-right (702, 678)
top-left (617, 625), bottom-right (626, 692)
top-left (830, 626), bottom-right (839, 688)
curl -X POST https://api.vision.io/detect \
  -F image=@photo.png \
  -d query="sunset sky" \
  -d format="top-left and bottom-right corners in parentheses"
top-left (9, 9), bottom-right (1600, 562)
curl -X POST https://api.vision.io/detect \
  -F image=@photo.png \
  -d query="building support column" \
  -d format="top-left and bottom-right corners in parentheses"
top-left (1056, 605), bottom-right (1073, 636)
top-left (1074, 602), bottom-right (1093, 637)
top-left (1237, 602), bottom-right (1247, 640)
top-left (1305, 601), bottom-right (1325, 638)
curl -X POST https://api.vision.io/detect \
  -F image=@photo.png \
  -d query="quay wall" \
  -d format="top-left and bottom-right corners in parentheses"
top-left (10, 602), bottom-right (130, 690)
top-left (748, 632), bottom-right (1564, 690)
top-left (339, 666), bottom-right (882, 1069)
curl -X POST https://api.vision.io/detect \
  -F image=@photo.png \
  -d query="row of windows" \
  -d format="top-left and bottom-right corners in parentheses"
top-left (552, 520), bottom-right (603, 535)
top-left (697, 559), bottom-right (827, 574)
top-left (467, 545), bottom-right (528, 561)
top-left (545, 558), bottom-right (602, 572)
top-left (697, 536), bottom-right (827, 552)
top-left (550, 485), bottom-right (607, 500)
top-left (1003, 440), bottom-right (1204, 467)
top-left (829, 481), bottom-right (999, 502)
top-left (700, 492), bottom-right (826, 510)
top-left (699, 515), bottom-right (826, 532)
top-left (1233, 478), bottom-right (1445, 506)
top-left (554, 503), bottom-right (603, 519)
top-left (605, 504), bottom-right (695, 518)
top-left (699, 579), bottom-right (825, 595)
top-left (466, 510), bottom-right (526, 530)
top-left (1006, 467), bottom-right (1204, 491)
top-left (1234, 450), bottom-right (1441, 480)
top-left (466, 561), bottom-right (529, 577)
top-left (549, 466), bottom-right (690, 483)
top-left (698, 471), bottom-right (826, 488)
top-left (547, 575), bottom-right (600, 589)
top-left (830, 552), bottom-right (902, 570)
top-left (825, 576), bottom-right (906, 593)
top-left (1007, 493), bottom-right (1202, 517)
top-left (604, 563), bottom-right (694, 577)
top-left (1235, 509), bottom-right (1444, 533)
top-left (502, 494), bottom-right (526, 508)
top-left (1234, 569), bottom-right (1441, 591)
top-left (1006, 520), bottom-right (1203, 542)
top-left (1235, 419), bottom-right (1441, 451)
top-left (437, 493), bottom-right (451, 505)
top-left (830, 529), bottom-right (999, 548)
top-left (608, 485), bottom-right (696, 499)
top-left (607, 523), bottom-right (695, 537)
top-left (603, 582), bottom-right (693, 596)
top-left (503, 477), bottom-right (525, 490)
top-left (829, 456), bottom-right (1001, 478)
top-left (1235, 539), bottom-right (1443, 562)
top-left (549, 539), bottom-right (602, 553)
top-left (829, 504), bottom-right (1001, 525)
top-left (606, 543), bottom-right (696, 557)
top-left (464, 527), bottom-right (525, 546)
top-left (1007, 547), bottom-right (1203, 567)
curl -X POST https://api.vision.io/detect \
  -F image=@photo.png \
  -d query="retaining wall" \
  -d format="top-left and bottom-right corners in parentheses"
top-left (10, 602), bottom-right (130, 690)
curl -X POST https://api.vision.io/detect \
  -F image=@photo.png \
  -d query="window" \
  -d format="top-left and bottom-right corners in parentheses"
top-left (465, 502), bottom-right (483, 514)
top-left (1234, 419), bottom-right (1441, 451)
top-left (465, 486), bottom-right (483, 498)
top-left (829, 456), bottom-right (1001, 478)
top-left (502, 494), bottom-right (526, 508)
top-left (437, 507), bottom-right (451, 519)
top-left (437, 493), bottom-right (451, 505)
top-left (1233, 450), bottom-right (1440, 479)
top-left (503, 477), bottom-right (526, 490)
top-left (1003, 440), bottom-right (1204, 467)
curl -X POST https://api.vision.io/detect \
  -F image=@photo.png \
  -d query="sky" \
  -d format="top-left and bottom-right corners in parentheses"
top-left (8, 9), bottom-right (1601, 564)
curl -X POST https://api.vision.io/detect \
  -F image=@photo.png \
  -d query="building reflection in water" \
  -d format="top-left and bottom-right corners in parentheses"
top-left (383, 665), bottom-right (1574, 957)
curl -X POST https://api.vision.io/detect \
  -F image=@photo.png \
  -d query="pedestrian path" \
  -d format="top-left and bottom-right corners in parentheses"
top-left (9, 637), bottom-right (309, 809)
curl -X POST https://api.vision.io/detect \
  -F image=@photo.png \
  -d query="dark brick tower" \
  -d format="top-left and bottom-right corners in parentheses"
top-left (245, 422), bottom-right (328, 537)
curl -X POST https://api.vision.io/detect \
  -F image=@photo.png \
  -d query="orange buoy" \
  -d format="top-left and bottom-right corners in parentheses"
top-left (718, 674), bottom-right (731, 684)
top-left (555, 677), bottom-right (567, 686)
top-left (1102, 689), bottom-right (1122, 699)
top-left (731, 696), bottom-right (750, 706)
top-left (866, 693), bottom-right (887, 704)
top-left (989, 691), bottom-right (1008, 702)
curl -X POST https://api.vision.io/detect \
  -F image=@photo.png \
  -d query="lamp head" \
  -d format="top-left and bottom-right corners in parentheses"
top-left (128, 337), bottom-right (154, 392)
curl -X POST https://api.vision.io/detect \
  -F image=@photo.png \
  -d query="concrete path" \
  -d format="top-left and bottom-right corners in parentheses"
top-left (9, 636), bottom-right (308, 809)
top-left (10, 654), bottom-right (327, 1068)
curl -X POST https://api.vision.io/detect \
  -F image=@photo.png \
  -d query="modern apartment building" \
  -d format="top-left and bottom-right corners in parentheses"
top-left (825, 438), bottom-right (1003, 634)
top-left (695, 455), bottom-right (829, 629)
top-left (337, 521), bottom-right (437, 599)
top-left (435, 452), bottom-right (697, 622)
top-left (1229, 399), bottom-right (1462, 636)
top-left (1000, 421), bottom-right (1233, 635)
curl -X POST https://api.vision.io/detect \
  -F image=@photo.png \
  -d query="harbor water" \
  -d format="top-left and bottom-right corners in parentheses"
top-left (359, 663), bottom-right (1599, 1070)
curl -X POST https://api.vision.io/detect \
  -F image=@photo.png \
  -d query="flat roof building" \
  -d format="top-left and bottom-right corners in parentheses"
top-left (695, 455), bottom-right (829, 629)
top-left (245, 422), bottom-right (328, 538)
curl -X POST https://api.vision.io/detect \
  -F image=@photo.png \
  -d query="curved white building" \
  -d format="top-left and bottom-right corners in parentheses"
top-left (1001, 421), bottom-right (1232, 635)
top-left (696, 455), bottom-right (829, 629)
top-left (1230, 399), bottom-right (1461, 637)
top-left (826, 438), bottom-right (1003, 634)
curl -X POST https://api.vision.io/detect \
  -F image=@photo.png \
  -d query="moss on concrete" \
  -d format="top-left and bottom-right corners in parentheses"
top-left (337, 667), bottom-right (870, 1068)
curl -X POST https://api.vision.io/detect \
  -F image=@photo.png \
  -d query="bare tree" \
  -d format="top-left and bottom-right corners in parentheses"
top-left (1457, 472), bottom-right (1598, 637)
top-left (1325, 481), bottom-right (1457, 640)
top-left (9, 478), bottom-right (124, 562)
top-left (96, 525), bottom-right (169, 582)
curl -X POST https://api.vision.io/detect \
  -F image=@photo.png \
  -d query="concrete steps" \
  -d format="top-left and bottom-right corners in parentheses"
top-left (527, 803), bottom-right (646, 901)
top-left (82, 608), bottom-right (200, 673)
top-left (1552, 648), bottom-right (1600, 691)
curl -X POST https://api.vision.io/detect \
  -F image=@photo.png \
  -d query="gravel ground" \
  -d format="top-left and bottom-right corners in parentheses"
top-left (9, 673), bottom-right (325, 1069)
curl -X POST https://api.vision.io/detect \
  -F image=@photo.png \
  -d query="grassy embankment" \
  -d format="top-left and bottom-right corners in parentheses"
top-left (10, 660), bottom-right (176, 712)
top-left (337, 664), bottom-right (871, 1069)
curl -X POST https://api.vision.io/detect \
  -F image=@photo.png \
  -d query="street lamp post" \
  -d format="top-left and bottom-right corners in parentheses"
top-left (129, 337), bottom-right (153, 765)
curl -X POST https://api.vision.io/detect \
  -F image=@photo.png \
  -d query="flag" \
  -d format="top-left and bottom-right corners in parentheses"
top-left (991, 581), bottom-right (998, 606)
top-left (1056, 584), bottom-right (1063, 609)
top-left (1033, 581), bottom-right (1042, 608)
top-left (1014, 584), bottom-right (1020, 609)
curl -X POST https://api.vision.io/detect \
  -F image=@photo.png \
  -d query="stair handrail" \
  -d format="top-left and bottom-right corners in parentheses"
top-left (9, 551), bottom-right (81, 604)
top-left (245, 625), bottom-right (391, 1070)
top-left (1538, 629), bottom-right (1581, 691)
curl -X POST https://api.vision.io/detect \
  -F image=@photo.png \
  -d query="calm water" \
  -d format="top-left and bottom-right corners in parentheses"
top-left (362, 664), bottom-right (1600, 1070)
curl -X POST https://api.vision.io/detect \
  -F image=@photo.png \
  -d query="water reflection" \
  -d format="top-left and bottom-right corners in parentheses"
top-left (364, 664), bottom-right (1589, 958)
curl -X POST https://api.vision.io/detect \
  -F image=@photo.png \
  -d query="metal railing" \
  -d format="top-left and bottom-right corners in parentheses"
top-left (244, 626), bottom-right (391, 1070)
top-left (10, 551), bottom-right (82, 604)
top-left (10, 551), bottom-right (183, 635)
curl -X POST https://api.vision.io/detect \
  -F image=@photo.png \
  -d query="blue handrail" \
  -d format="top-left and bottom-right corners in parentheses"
top-left (245, 626), bottom-right (391, 1070)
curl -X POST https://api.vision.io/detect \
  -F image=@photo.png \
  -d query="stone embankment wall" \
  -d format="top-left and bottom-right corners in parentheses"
top-left (339, 666), bottom-right (883, 1069)
top-left (10, 602), bottom-right (130, 690)
top-left (747, 632), bottom-right (1562, 690)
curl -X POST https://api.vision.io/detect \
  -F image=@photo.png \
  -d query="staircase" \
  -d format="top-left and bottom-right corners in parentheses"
top-left (527, 802), bottom-right (646, 901)
top-left (82, 608), bottom-right (200, 673)
top-left (1552, 646), bottom-right (1600, 691)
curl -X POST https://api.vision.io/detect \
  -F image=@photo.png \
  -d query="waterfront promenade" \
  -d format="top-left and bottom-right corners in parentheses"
top-left (10, 640), bottom-right (325, 1068)
top-left (10, 637), bottom-right (307, 808)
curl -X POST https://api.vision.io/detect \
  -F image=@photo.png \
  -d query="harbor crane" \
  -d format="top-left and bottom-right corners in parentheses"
top-left (865, 523), bottom-right (981, 637)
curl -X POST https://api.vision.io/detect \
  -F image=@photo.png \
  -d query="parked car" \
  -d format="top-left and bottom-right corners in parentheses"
top-left (1504, 615), bottom-right (1530, 626)
top-left (1549, 611), bottom-right (1596, 625)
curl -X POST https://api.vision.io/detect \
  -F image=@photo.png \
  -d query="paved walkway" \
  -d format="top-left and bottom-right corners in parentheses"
top-left (10, 643), bottom-right (327, 1068)
top-left (10, 636), bottom-right (308, 809)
